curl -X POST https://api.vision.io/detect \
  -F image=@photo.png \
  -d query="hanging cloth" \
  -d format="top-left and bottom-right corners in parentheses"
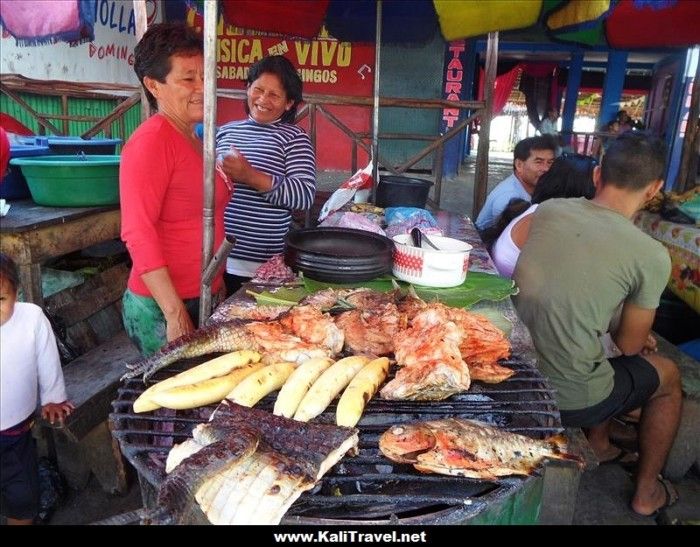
top-left (0, 0), bottom-right (94, 47)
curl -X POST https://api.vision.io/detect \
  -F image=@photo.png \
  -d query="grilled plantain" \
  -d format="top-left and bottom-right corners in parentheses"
top-left (149, 362), bottom-right (265, 410)
top-left (273, 357), bottom-right (334, 418)
top-left (336, 357), bottom-right (390, 427)
top-left (226, 362), bottom-right (296, 408)
top-left (293, 355), bottom-right (371, 422)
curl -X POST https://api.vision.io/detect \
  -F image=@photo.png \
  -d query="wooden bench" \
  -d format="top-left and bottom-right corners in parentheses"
top-left (38, 331), bottom-right (140, 493)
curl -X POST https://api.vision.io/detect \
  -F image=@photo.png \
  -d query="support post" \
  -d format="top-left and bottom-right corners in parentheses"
top-left (561, 52), bottom-right (583, 149)
top-left (598, 51), bottom-right (628, 128)
top-left (472, 32), bottom-right (498, 220)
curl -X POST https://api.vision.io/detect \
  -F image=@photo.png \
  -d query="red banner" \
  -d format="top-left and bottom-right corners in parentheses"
top-left (186, 8), bottom-right (375, 96)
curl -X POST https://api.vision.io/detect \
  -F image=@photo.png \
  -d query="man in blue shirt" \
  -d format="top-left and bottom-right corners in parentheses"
top-left (475, 136), bottom-right (556, 231)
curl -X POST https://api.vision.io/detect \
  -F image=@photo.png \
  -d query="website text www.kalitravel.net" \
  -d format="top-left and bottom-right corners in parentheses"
top-left (273, 530), bottom-right (429, 543)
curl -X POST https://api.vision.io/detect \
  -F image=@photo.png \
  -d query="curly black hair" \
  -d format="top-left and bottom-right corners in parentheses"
top-left (245, 55), bottom-right (303, 124)
top-left (133, 22), bottom-right (203, 110)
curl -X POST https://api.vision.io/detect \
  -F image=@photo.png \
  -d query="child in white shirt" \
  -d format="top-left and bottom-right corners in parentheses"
top-left (0, 253), bottom-right (74, 525)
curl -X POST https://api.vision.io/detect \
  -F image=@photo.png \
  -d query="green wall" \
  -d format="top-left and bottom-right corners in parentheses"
top-left (1, 92), bottom-right (141, 148)
top-left (378, 33), bottom-right (445, 170)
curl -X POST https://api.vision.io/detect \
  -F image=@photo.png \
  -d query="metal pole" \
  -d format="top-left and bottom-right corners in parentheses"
top-left (133, 0), bottom-right (150, 122)
top-left (199, 0), bottom-right (218, 326)
top-left (371, 0), bottom-right (382, 203)
top-left (472, 31), bottom-right (498, 221)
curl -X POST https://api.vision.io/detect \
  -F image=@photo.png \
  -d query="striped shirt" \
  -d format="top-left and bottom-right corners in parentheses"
top-left (216, 118), bottom-right (316, 272)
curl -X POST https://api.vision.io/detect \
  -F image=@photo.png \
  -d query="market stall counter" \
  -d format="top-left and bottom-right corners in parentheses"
top-left (111, 212), bottom-right (589, 525)
top-left (0, 199), bottom-right (120, 306)
top-left (633, 210), bottom-right (699, 315)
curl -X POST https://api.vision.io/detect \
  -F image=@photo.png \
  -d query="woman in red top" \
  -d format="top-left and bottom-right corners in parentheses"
top-left (120, 23), bottom-right (231, 356)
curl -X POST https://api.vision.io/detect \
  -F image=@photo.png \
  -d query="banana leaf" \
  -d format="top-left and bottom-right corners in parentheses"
top-left (247, 272), bottom-right (517, 309)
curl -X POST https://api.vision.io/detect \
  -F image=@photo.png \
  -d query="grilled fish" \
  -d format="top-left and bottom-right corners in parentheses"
top-left (379, 418), bottom-right (581, 479)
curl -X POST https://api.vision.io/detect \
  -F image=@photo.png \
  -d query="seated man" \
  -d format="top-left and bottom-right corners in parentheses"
top-left (513, 132), bottom-right (682, 517)
top-left (475, 135), bottom-right (555, 231)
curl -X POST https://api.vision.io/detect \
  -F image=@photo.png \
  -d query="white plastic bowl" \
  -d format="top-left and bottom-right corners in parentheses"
top-left (392, 234), bottom-right (473, 288)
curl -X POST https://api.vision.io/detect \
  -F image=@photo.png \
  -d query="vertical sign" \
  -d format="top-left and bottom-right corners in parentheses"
top-left (440, 41), bottom-right (468, 178)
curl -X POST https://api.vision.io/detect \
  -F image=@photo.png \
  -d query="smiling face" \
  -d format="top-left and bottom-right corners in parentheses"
top-left (0, 276), bottom-right (17, 326)
top-left (246, 72), bottom-right (294, 125)
top-left (145, 53), bottom-right (205, 128)
top-left (515, 148), bottom-right (555, 194)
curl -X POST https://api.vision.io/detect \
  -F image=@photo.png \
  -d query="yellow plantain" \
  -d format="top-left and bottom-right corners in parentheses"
top-left (336, 357), bottom-right (390, 427)
top-left (273, 357), bottom-right (334, 418)
top-left (293, 355), bottom-right (371, 422)
top-left (226, 362), bottom-right (296, 408)
top-left (132, 350), bottom-right (261, 412)
top-left (148, 362), bottom-right (264, 410)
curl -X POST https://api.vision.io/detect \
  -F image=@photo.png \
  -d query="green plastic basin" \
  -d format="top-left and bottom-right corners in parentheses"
top-left (9, 155), bottom-right (120, 207)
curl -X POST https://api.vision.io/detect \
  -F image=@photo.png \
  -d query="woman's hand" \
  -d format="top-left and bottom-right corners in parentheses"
top-left (41, 401), bottom-right (75, 425)
top-left (164, 305), bottom-right (196, 342)
top-left (221, 148), bottom-right (273, 192)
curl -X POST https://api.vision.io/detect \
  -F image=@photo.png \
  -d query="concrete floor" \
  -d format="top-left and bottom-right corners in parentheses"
top-left (29, 159), bottom-right (700, 525)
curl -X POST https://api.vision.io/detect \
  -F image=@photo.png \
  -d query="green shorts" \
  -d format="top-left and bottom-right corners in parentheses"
top-left (122, 289), bottom-right (202, 357)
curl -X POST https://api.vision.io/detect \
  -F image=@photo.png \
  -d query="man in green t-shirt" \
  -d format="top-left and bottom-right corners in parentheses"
top-left (514, 133), bottom-right (682, 518)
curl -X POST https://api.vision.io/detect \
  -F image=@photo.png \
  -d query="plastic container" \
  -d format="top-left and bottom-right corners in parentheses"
top-left (1, 143), bottom-right (51, 199)
top-left (10, 155), bottom-right (120, 207)
top-left (375, 175), bottom-right (433, 208)
top-left (392, 233), bottom-right (472, 288)
top-left (19, 136), bottom-right (122, 155)
top-left (45, 136), bottom-right (122, 155)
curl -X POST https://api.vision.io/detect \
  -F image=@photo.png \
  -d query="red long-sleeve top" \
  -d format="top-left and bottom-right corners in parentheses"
top-left (120, 114), bottom-right (231, 299)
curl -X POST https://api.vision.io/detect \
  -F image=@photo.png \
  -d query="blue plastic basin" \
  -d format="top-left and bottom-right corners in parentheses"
top-left (1, 143), bottom-right (51, 199)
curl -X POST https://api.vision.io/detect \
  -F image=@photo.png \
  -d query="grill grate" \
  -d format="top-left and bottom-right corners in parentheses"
top-left (110, 355), bottom-right (564, 524)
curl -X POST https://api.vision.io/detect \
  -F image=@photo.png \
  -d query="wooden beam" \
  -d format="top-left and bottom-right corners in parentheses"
top-left (81, 92), bottom-right (140, 139)
top-left (316, 105), bottom-right (398, 174)
top-left (220, 88), bottom-right (484, 111)
top-left (1, 86), bottom-right (64, 135)
top-left (472, 32), bottom-right (498, 221)
top-left (395, 115), bottom-right (474, 173)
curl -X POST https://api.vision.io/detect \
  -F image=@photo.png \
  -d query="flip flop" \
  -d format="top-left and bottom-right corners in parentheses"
top-left (631, 476), bottom-right (680, 518)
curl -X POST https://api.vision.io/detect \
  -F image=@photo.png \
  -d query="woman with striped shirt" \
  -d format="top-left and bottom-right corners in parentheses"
top-left (217, 56), bottom-right (316, 295)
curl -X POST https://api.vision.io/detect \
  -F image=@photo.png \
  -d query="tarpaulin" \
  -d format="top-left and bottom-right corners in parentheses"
top-left (0, 0), bottom-right (94, 47)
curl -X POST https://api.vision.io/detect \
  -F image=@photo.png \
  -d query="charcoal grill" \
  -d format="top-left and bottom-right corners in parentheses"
top-left (110, 350), bottom-right (568, 525)
top-left (110, 212), bottom-right (571, 524)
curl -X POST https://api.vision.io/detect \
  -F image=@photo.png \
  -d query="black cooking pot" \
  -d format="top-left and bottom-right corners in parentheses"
top-left (284, 227), bottom-right (393, 283)
top-left (375, 175), bottom-right (433, 208)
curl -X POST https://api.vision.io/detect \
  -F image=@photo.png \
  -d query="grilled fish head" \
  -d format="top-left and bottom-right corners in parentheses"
top-left (378, 424), bottom-right (436, 464)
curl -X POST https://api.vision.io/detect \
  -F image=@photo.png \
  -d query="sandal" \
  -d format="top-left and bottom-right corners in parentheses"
top-left (631, 476), bottom-right (680, 518)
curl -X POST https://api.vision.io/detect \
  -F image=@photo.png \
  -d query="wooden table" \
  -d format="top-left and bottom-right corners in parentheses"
top-left (0, 199), bottom-right (120, 306)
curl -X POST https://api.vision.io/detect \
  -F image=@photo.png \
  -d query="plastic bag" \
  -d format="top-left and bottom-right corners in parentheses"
top-left (319, 211), bottom-right (386, 236)
top-left (384, 207), bottom-right (442, 239)
top-left (37, 457), bottom-right (66, 523)
top-left (318, 162), bottom-right (373, 222)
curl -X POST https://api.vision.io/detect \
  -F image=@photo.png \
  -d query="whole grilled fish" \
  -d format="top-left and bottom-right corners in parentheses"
top-left (379, 418), bottom-right (581, 479)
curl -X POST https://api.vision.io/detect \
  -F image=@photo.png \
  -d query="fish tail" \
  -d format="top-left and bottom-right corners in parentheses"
top-left (548, 434), bottom-right (584, 467)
